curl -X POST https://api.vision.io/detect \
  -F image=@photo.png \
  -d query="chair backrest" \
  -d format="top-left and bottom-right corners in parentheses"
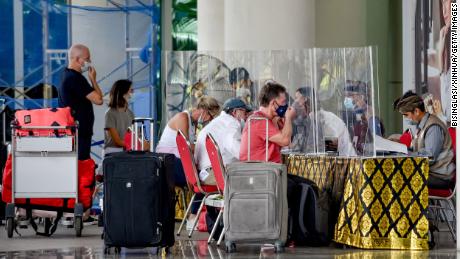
top-left (176, 130), bottom-right (199, 188)
top-left (205, 133), bottom-right (226, 193)
top-left (448, 127), bottom-right (456, 156)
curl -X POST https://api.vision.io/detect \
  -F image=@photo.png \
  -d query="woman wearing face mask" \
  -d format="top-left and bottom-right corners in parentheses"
top-left (157, 97), bottom-right (220, 182)
top-left (156, 96), bottom-right (221, 162)
top-left (156, 96), bottom-right (220, 230)
top-left (290, 88), bottom-right (312, 153)
top-left (103, 79), bottom-right (136, 155)
top-left (157, 96), bottom-right (220, 187)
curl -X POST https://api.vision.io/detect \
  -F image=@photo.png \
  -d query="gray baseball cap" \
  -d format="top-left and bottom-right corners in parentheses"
top-left (223, 98), bottom-right (253, 112)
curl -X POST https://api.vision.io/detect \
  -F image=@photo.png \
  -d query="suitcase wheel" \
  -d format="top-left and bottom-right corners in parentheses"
top-left (97, 213), bottom-right (104, 227)
top-left (104, 246), bottom-right (121, 254)
top-left (274, 241), bottom-right (284, 253)
top-left (74, 216), bottom-right (83, 237)
top-left (6, 217), bottom-right (14, 238)
top-left (225, 241), bottom-right (236, 253)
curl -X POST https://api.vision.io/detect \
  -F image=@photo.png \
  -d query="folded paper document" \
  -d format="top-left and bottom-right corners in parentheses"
top-left (374, 135), bottom-right (408, 154)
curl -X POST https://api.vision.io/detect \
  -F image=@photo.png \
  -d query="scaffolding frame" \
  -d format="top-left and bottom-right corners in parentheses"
top-left (0, 0), bottom-right (160, 161)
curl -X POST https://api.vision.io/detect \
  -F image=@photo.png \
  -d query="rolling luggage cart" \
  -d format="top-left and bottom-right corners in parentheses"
top-left (5, 122), bottom-right (83, 238)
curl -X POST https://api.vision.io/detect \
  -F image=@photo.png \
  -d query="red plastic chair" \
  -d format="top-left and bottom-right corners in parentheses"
top-left (429, 178), bottom-right (456, 242)
top-left (176, 130), bottom-right (218, 238)
top-left (204, 133), bottom-right (227, 245)
top-left (448, 127), bottom-right (456, 156)
top-left (205, 134), bottom-right (226, 193)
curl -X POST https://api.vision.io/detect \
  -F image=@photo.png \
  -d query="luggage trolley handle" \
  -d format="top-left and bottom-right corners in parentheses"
top-left (12, 124), bottom-right (78, 137)
top-left (247, 117), bottom-right (269, 162)
top-left (131, 117), bottom-right (155, 152)
top-left (12, 125), bottom-right (78, 130)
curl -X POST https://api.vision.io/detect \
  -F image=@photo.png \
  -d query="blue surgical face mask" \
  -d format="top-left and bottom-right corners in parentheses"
top-left (275, 103), bottom-right (288, 118)
top-left (240, 119), bottom-right (245, 130)
top-left (343, 97), bottom-right (354, 110)
top-left (197, 112), bottom-right (204, 125)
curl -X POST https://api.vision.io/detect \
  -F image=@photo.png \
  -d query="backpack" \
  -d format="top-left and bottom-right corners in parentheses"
top-left (287, 174), bottom-right (330, 246)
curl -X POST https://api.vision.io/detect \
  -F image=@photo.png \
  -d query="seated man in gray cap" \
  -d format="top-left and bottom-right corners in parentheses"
top-left (394, 91), bottom-right (455, 189)
top-left (194, 98), bottom-right (252, 185)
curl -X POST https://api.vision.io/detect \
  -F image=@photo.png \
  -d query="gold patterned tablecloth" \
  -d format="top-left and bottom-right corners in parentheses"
top-left (283, 154), bottom-right (430, 250)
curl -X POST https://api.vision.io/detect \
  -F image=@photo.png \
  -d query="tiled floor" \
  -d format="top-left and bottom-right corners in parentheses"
top-left (0, 222), bottom-right (457, 258)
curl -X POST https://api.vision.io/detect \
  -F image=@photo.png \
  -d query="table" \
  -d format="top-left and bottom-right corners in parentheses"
top-left (283, 154), bottom-right (430, 250)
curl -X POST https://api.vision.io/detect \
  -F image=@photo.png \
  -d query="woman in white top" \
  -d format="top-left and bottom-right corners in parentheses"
top-left (156, 96), bottom-right (220, 230)
top-left (156, 96), bottom-right (220, 186)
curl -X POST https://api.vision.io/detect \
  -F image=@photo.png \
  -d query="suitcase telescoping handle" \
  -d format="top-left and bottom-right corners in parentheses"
top-left (247, 117), bottom-right (269, 162)
top-left (132, 117), bottom-right (155, 152)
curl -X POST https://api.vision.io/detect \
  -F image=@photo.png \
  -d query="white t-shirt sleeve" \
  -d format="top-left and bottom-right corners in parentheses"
top-left (223, 121), bottom-right (242, 161)
top-left (338, 121), bottom-right (357, 156)
top-left (194, 131), bottom-right (207, 170)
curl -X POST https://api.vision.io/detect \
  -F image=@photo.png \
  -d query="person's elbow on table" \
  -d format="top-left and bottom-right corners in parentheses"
top-left (387, 134), bottom-right (402, 142)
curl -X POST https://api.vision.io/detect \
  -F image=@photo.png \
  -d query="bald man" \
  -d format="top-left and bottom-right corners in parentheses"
top-left (58, 44), bottom-right (103, 160)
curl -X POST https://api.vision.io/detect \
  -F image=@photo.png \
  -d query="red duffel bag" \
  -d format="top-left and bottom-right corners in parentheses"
top-left (14, 107), bottom-right (75, 137)
top-left (1, 155), bottom-right (95, 213)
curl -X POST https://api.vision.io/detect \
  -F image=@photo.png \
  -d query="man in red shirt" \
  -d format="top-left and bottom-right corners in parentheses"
top-left (240, 81), bottom-right (296, 163)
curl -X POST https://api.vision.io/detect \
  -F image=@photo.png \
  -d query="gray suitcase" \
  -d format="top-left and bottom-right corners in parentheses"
top-left (223, 117), bottom-right (288, 253)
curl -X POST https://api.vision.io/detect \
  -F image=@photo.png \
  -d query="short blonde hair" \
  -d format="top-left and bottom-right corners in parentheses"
top-left (195, 96), bottom-right (220, 117)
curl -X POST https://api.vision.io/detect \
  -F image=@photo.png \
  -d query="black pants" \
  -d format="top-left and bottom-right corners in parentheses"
top-left (78, 134), bottom-right (92, 160)
top-left (428, 175), bottom-right (452, 189)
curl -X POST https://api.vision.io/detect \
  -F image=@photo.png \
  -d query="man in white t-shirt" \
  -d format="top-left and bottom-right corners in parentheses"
top-left (194, 98), bottom-right (252, 185)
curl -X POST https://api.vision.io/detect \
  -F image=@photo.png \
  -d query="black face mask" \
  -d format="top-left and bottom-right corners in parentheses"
top-left (275, 103), bottom-right (288, 117)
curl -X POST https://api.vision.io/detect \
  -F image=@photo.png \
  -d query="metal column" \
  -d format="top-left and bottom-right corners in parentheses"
top-left (42, 0), bottom-right (50, 108)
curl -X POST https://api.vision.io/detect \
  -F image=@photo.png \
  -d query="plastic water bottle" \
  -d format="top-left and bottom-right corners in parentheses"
top-left (91, 183), bottom-right (103, 215)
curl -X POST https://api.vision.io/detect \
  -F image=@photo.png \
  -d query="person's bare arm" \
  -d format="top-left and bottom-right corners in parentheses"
top-left (170, 112), bottom-right (195, 150)
top-left (387, 134), bottom-right (402, 142)
top-left (86, 66), bottom-right (103, 105)
top-left (107, 128), bottom-right (125, 147)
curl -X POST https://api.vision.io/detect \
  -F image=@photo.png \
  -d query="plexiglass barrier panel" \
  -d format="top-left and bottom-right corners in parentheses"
top-left (163, 47), bottom-right (379, 157)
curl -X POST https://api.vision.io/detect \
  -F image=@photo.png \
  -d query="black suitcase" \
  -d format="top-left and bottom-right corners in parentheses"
top-left (102, 118), bottom-right (175, 254)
